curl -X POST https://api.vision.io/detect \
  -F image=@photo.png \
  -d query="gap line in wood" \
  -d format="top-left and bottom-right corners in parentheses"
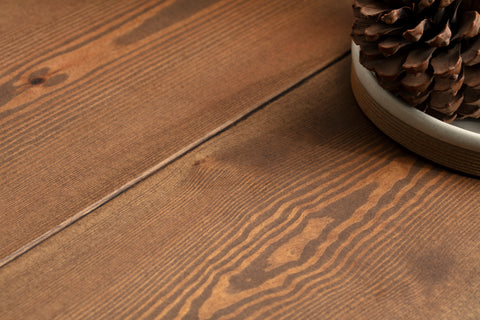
top-left (0, 51), bottom-right (351, 268)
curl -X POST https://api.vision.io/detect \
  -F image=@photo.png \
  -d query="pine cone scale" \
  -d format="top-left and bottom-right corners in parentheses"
top-left (461, 37), bottom-right (480, 66)
top-left (464, 86), bottom-right (480, 103)
top-left (433, 72), bottom-right (463, 90)
top-left (378, 38), bottom-right (409, 55)
top-left (426, 23), bottom-right (452, 47)
top-left (431, 44), bottom-right (461, 76)
top-left (454, 11), bottom-right (480, 39)
top-left (402, 73), bottom-right (433, 93)
top-left (382, 7), bottom-right (411, 24)
top-left (464, 64), bottom-right (480, 87)
top-left (403, 19), bottom-right (430, 42)
top-left (403, 47), bottom-right (436, 73)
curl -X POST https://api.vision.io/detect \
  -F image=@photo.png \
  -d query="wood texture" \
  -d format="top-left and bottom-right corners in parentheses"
top-left (0, 0), bottom-right (352, 259)
top-left (2, 59), bottom-right (479, 320)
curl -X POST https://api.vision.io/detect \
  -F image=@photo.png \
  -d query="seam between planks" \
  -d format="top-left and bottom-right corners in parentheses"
top-left (0, 50), bottom-right (351, 268)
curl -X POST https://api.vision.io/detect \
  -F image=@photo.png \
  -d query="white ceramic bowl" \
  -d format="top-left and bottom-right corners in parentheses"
top-left (351, 42), bottom-right (480, 176)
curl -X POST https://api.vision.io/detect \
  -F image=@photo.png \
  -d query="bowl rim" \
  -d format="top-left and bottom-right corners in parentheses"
top-left (351, 42), bottom-right (480, 152)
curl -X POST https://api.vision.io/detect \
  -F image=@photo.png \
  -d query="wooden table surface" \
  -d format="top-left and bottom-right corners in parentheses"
top-left (1, 1), bottom-right (479, 319)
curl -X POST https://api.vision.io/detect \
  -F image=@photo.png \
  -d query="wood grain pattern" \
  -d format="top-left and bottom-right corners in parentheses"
top-left (0, 0), bottom-right (352, 259)
top-left (2, 59), bottom-right (479, 320)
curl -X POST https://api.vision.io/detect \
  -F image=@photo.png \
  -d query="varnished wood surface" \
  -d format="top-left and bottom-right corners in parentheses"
top-left (0, 0), bottom-right (352, 259)
top-left (2, 58), bottom-right (480, 319)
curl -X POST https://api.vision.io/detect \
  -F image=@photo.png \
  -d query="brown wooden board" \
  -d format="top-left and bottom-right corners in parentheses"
top-left (0, 0), bottom-right (352, 259)
top-left (1, 58), bottom-right (479, 320)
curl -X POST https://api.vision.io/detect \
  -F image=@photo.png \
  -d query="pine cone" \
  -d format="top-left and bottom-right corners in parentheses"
top-left (352, 0), bottom-right (480, 122)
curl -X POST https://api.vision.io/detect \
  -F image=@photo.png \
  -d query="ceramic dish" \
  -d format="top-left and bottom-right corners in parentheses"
top-left (351, 42), bottom-right (480, 176)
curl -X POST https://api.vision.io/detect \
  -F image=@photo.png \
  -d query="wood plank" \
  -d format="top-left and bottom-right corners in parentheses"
top-left (2, 58), bottom-right (479, 320)
top-left (0, 0), bottom-right (352, 259)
